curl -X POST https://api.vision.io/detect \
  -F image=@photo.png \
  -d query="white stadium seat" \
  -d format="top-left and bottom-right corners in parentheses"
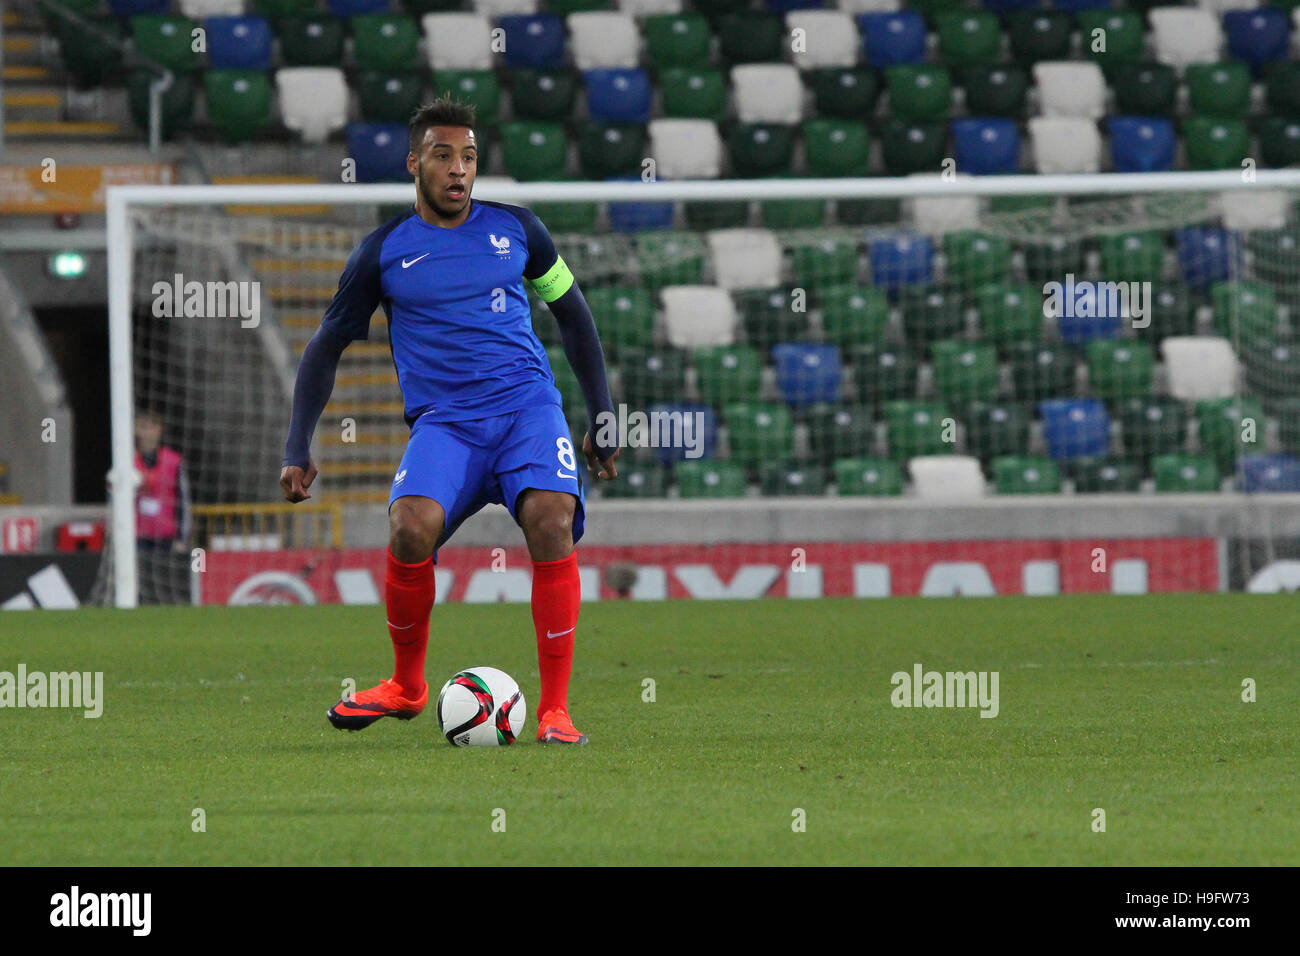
top-left (179, 0), bottom-right (243, 16)
top-left (909, 456), bottom-right (986, 499)
top-left (836, 0), bottom-right (900, 13)
top-left (706, 228), bottom-right (783, 290)
top-left (1029, 117), bottom-right (1101, 174)
top-left (276, 68), bottom-right (348, 144)
top-left (649, 119), bottom-right (723, 179)
top-left (1033, 62), bottom-right (1106, 119)
top-left (786, 11), bottom-right (860, 70)
top-left (567, 13), bottom-right (640, 69)
top-left (472, 0), bottom-right (537, 16)
top-left (617, 0), bottom-right (683, 16)
top-left (909, 174), bottom-right (980, 234)
top-left (1161, 337), bottom-right (1240, 400)
top-left (731, 64), bottom-right (804, 124)
top-left (1218, 190), bottom-right (1289, 231)
top-left (1196, 0), bottom-right (1258, 14)
top-left (422, 14), bottom-right (494, 71)
top-left (661, 286), bottom-right (738, 348)
top-left (1149, 8), bottom-right (1222, 68)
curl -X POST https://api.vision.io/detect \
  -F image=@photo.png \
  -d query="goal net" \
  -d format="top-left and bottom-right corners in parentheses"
top-left (102, 172), bottom-right (1300, 607)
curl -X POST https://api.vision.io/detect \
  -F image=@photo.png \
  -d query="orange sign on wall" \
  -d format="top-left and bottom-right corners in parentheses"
top-left (0, 164), bottom-right (176, 213)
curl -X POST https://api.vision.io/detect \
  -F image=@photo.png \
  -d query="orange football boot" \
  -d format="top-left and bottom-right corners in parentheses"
top-left (327, 679), bottom-right (427, 731)
top-left (536, 706), bottom-right (589, 745)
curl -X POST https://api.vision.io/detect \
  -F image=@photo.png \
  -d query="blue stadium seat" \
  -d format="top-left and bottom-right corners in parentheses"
top-left (1051, 0), bottom-right (1111, 10)
top-left (772, 344), bottom-right (843, 405)
top-left (858, 12), bottom-right (927, 68)
top-left (328, 0), bottom-right (389, 15)
top-left (500, 15), bottom-right (566, 70)
top-left (868, 233), bottom-right (934, 292)
top-left (205, 16), bottom-right (272, 71)
top-left (1054, 280), bottom-right (1122, 346)
top-left (1039, 399), bottom-right (1111, 460)
top-left (1240, 455), bottom-right (1300, 492)
top-left (346, 123), bottom-right (410, 183)
top-left (766, 0), bottom-right (826, 11)
top-left (1224, 9), bottom-right (1291, 69)
top-left (646, 403), bottom-right (719, 464)
top-left (951, 118), bottom-right (1020, 175)
top-left (606, 176), bottom-right (675, 233)
top-left (1175, 226), bottom-right (1243, 289)
top-left (1108, 116), bottom-right (1175, 173)
top-left (109, 0), bottom-right (167, 13)
top-left (584, 68), bottom-right (653, 125)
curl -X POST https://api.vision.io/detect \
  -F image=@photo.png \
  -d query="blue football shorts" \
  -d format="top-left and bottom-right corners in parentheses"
top-left (388, 402), bottom-right (585, 558)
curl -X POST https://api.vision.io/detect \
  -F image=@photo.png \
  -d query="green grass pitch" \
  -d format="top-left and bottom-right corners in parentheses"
top-left (1, 594), bottom-right (1296, 866)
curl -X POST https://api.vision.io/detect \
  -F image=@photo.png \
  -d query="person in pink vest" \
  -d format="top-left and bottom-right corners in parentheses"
top-left (134, 408), bottom-right (191, 554)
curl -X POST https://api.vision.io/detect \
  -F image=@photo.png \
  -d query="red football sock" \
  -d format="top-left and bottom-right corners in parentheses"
top-left (531, 551), bottom-right (580, 720)
top-left (386, 548), bottom-right (434, 697)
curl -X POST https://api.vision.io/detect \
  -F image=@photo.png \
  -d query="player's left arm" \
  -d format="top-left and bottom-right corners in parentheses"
top-left (519, 209), bottom-right (620, 480)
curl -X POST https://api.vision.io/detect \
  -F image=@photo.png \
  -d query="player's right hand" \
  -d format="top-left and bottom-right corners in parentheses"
top-left (280, 459), bottom-right (318, 503)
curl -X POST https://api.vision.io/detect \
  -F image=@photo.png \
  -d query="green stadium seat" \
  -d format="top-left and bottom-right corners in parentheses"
top-left (973, 283), bottom-right (1044, 350)
top-left (619, 348), bottom-right (688, 409)
top-left (1007, 342), bottom-right (1075, 402)
top-left (500, 121), bottom-right (567, 180)
top-left (1264, 62), bottom-right (1300, 118)
top-left (692, 0), bottom-right (748, 21)
top-left (684, 201), bottom-right (750, 230)
top-left (585, 286), bottom-right (655, 355)
top-left (1276, 397), bottom-right (1300, 454)
top-left (579, 123), bottom-right (646, 180)
top-left (637, 232), bottom-right (707, 291)
top-left (1153, 454), bottom-right (1221, 492)
top-left (724, 402), bottom-right (794, 468)
top-left (131, 15), bottom-right (200, 72)
top-left (128, 68), bottom-right (195, 139)
top-left (804, 120), bottom-right (871, 178)
top-left (660, 68), bottom-right (726, 121)
top-left (1183, 117), bottom-right (1250, 171)
top-left (547, 346), bottom-right (582, 412)
top-left (600, 464), bottom-right (668, 498)
top-left (1018, 235), bottom-right (1086, 285)
top-left (1186, 63), bottom-right (1252, 120)
top-left (1077, 11), bottom-right (1144, 76)
top-left (836, 197), bottom-right (904, 227)
top-left (729, 125), bottom-right (795, 178)
top-left (906, 0), bottom-right (965, 25)
top-left (1244, 337), bottom-right (1300, 411)
top-left (435, 70), bottom-right (500, 125)
top-left (1146, 282), bottom-right (1199, 342)
top-left (736, 287), bottom-right (812, 351)
top-left (885, 400), bottom-right (953, 459)
top-left (790, 236), bottom-right (859, 291)
top-left (806, 403), bottom-right (876, 465)
top-left (819, 285), bottom-right (890, 348)
top-left (352, 14), bottom-right (420, 71)
top-left (962, 400), bottom-right (1031, 462)
top-left (251, 0), bottom-right (316, 22)
top-left (57, 16), bottom-right (123, 88)
top-left (356, 71), bottom-right (423, 124)
top-left (1195, 397), bottom-right (1265, 472)
top-left (511, 69), bottom-right (577, 121)
top-left (758, 462), bottom-right (827, 496)
top-left (1260, 116), bottom-right (1300, 168)
top-left (1099, 231), bottom-right (1166, 284)
top-left (278, 15), bottom-right (345, 68)
top-left (880, 121), bottom-right (947, 176)
top-left (935, 12), bottom-right (1003, 69)
top-left (644, 13), bottom-right (712, 70)
top-left (1006, 11), bottom-right (1072, 67)
top-left (532, 297), bottom-right (560, 348)
top-left (896, 286), bottom-right (964, 352)
top-left (527, 201), bottom-right (598, 233)
top-left (884, 65), bottom-right (953, 123)
top-left (847, 344), bottom-right (920, 404)
top-left (1110, 62), bottom-right (1177, 117)
top-left (1211, 281), bottom-right (1280, 344)
top-left (1070, 456), bottom-right (1143, 493)
top-left (544, 0), bottom-right (611, 14)
top-left (694, 345), bottom-right (763, 409)
top-left (833, 456), bottom-right (905, 496)
top-left (960, 65), bottom-right (1028, 118)
top-left (807, 68), bottom-right (879, 120)
top-left (204, 69), bottom-right (272, 143)
top-left (931, 340), bottom-right (1000, 404)
top-left (758, 197), bottom-right (826, 230)
top-left (943, 231), bottom-right (1012, 293)
top-left (992, 456), bottom-right (1061, 494)
top-left (676, 460), bottom-right (748, 498)
top-left (1118, 395), bottom-right (1187, 461)
top-left (1085, 340), bottom-right (1154, 402)
top-left (718, 12), bottom-right (782, 64)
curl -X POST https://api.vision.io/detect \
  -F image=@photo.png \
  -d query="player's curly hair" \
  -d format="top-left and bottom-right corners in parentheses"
top-left (409, 96), bottom-right (477, 152)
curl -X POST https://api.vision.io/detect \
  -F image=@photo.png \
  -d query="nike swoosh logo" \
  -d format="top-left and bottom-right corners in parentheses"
top-left (546, 626), bottom-right (575, 640)
top-left (401, 253), bottom-right (430, 269)
top-left (557, 470), bottom-right (577, 480)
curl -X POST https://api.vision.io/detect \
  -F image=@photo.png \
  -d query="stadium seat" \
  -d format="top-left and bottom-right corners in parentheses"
top-left (661, 285), bottom-right (738, 347)
top-left (180, 0), bottom-right (243, 14)
top-left (909, 455), bottom-right (986, 499)
top-left (1239, 455), bottom-right (1300, 493)
top-left (1077, 10), bottom-right (1144, 76)
top-left (475, 0), bottom-right (538, 15)
top-left (1086, 340), bottom-right (1154, 402)
top-left (1029, 117), bottom-right (1101, 174)
top-left (1174, 226), bottom-right (1242, 289)
top-left (805, 403), bottom-right (875, 464)
top-left (728, 125), bottom-right (796, 177)
top-left (1149, 8), bottom-right (1223, 68)
top-left (510, 68), bottom-right (577, 120)
top-left (803, 120), bottom-right (871, 177)
top-left (1008, 343), bottom-right (1075, 402)
top-left (659, 68), bottom-right (726, 121)
top-left (950, 118), bottom-right (1020, 175)
top-left (707, 229), bottom-right (783, 291)
top-left (974, 284), bottom-right (1044, 350)
top-left (790, 235), bottom-right (860, 289)
top-left (1110, 62), bottom-right (1177, 117)
top-left (758, 462), bottom-right (828, 496)
top-left (1211, 280), bottom-right (1280, 344)
top-left (1099, 230), bottom-right (1166, 284)
top-left (650, 405), bottom-right (719, 465)
top-left (585, 287), bottom-right (655, 355)
top-left (992, 456), bottom-right (1061, 494)
top-left (1261, 116), bottom-right (1300, 168)
top-left (817, 286), bottom-right (889, 349)
top-left (736, 287), bottom-right (812, 349)
top-left (132, 15), bottom-right (202, 72)
top-left (584, 68), bottom-right (653, 124)
top-left (911, 185), bottom-right (979, 235)
top-left (847, 344), bottom-right (920, 403)
top-left (895, 286), bottom-right (962, 350)
top-left (935, 11), bottom-right (1002, 68)
top-left (1162, 336), bottom-right (1239, 401)
top-left (1244, 338), bottom-right (1300, 408)
top-left (1052, 292), bottom-right (1123, 349)
top-left (732, 65), bottom-right (804, 124)
top-left (345, 15), bottom-right (416, 71)
top-left (543, 0), bottom-right (611, 13)
top-left (963, 401), bottom-right (1031, 462)
top-left (205, 16), bottom-right (272, 70)
top-left (599, 464), bottom-right (669, 498)
top-left (1033, 62), bottom-right (1106, 119)
top-left (834, 457), bottom-right (905, 496)
top-left (885, 65), bottom-right (952, 123)
top-left (1070, 456), bottom-right (1143, 493)
top-left (772, 344), bottom-right (843, 406)
top-left (204, 69), bottom-right (271, 142)
top-left (886, 401), bottom-right (953, 459)
top-left (868, 233), bottom-right (933, 291)
top-left (356, 71), bottom-right (423, 123)
top-left (499, 121), bottom-right (567, 180)
top-left (880, 121), bottom-right (947, 175)
top-left (499, 14), bottom-right (566, 69)
top-left (435, 70), bottom-right (500, 124)
top-left (277, 67), bottom-right (348, 142)
top-left (1039, 398), bottom-right (1111, 460)
top-left (639, 232), bottom-right (708, 290)
top-left (1006, 11), bottom-right (1071, 67)
top-left (1153, 454), bottom-right (1221, 492)
top-left (1118, 395), bottom-right (1187, 461)
top-left (1186, 63), bottom-right (1251, 119)
top-left (787, 10), bottom-right (859, 69)
top-left (619, 350), bottom-right (689, 408)
top-left (577, 123), bottom-right (645, 179)
top-left (127, 68), bottom-right (195, 139)
top-left (931, 341), bottom-right (999, 404)
top-left (804, 67), bottom-right (876, 119)
top-left (422, 14), bottom-right (494, 71)
top-left (546, 346), bottom-right (583, 412)
top-left (1050, 0), bottom-right (1110, 12)
top-left (278, 15), bottom-right (345, 67)
top-left (1265, 62), bottom-right (1300, 118)
top-left (838, 0), bottom-right (903, 13)
top-left (644, 14), bottom-right (713, 70)
top-left (717, 11), bottom-right (784, 63)
top-left (943, 230), bottom-right (1010, 292)
top-left (694, 345), bottom-right (763, 409)
top-left (961, 65), bottom-right (1028, 118)
top-left (1018, 234), bottom-right (1085, 285)
top-left (857, 11), bottom-right (927, 67)
top-left (1145, 282), bottom-right (1199, 343)
top-left (618, 0), bottom-right (681, 12)
top-left (675, 459), bottom-right (746, 497)
top-left (1108, 116), bottom-right (1177, 173)
top-left (110, 0), bottom-right (168, 13)
top-left (1219, 190), bottom-right (1291, 232)
top-left (250, 0), bottom-right (314, 19)
top-left (1197, 396), bottom-right (1265, 472)
top-left (724, 402), bottom-right (795, 468)
top-left (345, 123), bottom-right (410, 182)
top-left (649, 119), bottom-right (724, 178)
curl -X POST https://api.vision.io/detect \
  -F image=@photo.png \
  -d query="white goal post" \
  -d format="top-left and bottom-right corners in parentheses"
top-left (106, 170), bottom-right (1300, 608)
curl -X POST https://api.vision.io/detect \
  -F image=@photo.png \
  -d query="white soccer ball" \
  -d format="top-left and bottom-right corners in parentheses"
top-left (436, 667), bottom-right (526, 746)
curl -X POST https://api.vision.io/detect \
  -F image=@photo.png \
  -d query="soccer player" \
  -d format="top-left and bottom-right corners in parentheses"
top-left (279, 97), bottom-right (618, 744)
